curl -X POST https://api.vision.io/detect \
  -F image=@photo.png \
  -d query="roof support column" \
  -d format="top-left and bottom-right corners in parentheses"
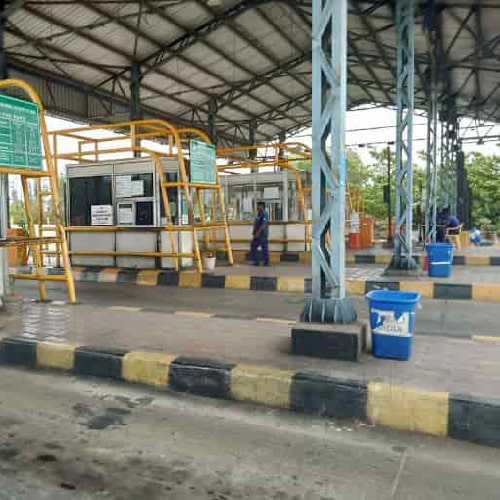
top-left (0, 0), bottom-right (7, 80)
top-left (277, 131), bottom-right (286, 172)
top-left (424, 1), bottom-right (438, 243)
top-left (248, 119), bottom-right (257, 159)
top-left (425, 86), bottom-right (438, 244)
top-left (0, 0), bottom-right (9, 304)
top-left (208, 99), bottom-right (218, 145)
top-left (456, 149), bottom-right (470, 228)
top-left (248, 118), bottom-right (257, 173)
top-left (278, 131), bottom-right (286, 158)
top-left (439, 101), bottom-right (458, 212)
top-left (130, 62), bottom-right (142, 158)
top-left (300, 0), bottom-right (356, 323)
top-left (389, 0), bottom-right (418, 271)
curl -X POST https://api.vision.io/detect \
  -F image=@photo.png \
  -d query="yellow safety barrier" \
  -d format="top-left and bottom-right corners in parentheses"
top-left (0, 79), bottom-right (76, 304)
top-left (48, 120), bottom-right (234, 273)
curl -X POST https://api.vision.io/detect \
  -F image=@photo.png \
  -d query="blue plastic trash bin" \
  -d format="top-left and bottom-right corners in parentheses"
top-left (365, 290), bottom-right (421, 361)
top-left (426, 242), bottom-right (453, 278)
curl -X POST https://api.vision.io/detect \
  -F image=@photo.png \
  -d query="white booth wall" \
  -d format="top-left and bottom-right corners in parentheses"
top-left (67, 157), bottom-right (193, 269)
top-left (220, 171), bottom-right (309, 252)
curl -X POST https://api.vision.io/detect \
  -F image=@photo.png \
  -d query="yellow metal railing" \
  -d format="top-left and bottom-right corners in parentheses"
top-left (48, 120), bottom-right (233, 272)
top-left (0, 79), bottom-right (76, 304)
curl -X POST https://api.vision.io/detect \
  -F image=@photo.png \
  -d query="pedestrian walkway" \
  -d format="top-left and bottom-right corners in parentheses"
top-left (14, 281), bottom-right (500, 340)
top-left (1, 300), bottom-right (499, 400)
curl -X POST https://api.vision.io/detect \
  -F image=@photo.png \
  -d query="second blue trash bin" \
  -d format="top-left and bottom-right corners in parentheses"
top-left (426, 242), bottom-right (454, 278)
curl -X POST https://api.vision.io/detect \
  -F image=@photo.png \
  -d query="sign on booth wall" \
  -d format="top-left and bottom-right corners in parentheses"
top-left (0, 94), bottom-right (43, 170)
top-left (263, 187), bottom-right (280, 200)
top-left (190, 140), bottom-right (216, 185)
top-left (91, 205), bottom-right (113, 226)
top-left (116, 175), bottom-right (132, 198)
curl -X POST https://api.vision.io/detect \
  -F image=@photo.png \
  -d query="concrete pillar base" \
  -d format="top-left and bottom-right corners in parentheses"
top-left (291, 322), bottom-right (367, 362)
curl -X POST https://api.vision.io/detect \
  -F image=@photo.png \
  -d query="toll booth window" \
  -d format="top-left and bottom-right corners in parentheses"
top-left (132, 173), bottom-right (153, 197)
top-left (69, 176), bottom-right (112, 226)
top-left (136, 201), bottom-right (154, 226)
top-left (160, 173), bottom-right (179, 224)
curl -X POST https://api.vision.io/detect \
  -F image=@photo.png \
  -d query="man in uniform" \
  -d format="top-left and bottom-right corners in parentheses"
top-left (249, 201), bottom-right (270, 266)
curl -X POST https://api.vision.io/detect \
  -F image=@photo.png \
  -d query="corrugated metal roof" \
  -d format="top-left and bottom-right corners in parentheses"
top-left (4, 0), bottom-right (500, 145)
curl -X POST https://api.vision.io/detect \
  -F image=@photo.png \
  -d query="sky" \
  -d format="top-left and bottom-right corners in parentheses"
top-left (291, 107), bottom-right (500, 166)
top-left (8, 106), bottom-right (500, 195)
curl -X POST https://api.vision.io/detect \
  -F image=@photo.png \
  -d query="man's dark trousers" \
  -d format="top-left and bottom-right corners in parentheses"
top-left (249, 236), bottom-right (269, 265)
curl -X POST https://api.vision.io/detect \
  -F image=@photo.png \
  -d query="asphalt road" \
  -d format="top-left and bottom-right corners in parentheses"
top-left (14, 280), bottom-right (500, 338)
top-left (0, 367), bottom-right (499, 499)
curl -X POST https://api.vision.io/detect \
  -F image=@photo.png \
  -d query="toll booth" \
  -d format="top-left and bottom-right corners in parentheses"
top-left (220, 170), bottom-right (310, 252)
top-left (66, 157), bottom-right (194, 269)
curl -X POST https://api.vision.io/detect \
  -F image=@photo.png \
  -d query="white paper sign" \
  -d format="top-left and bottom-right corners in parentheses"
top-left (263, 187), bottom-right (280, 200)
top-left (91, 205), bottom-right (113, 226)
top-left (243, 196), bottom-right (253, 213)
top-left (131, 179), bottom-right (144, 197)
top-left (351, 212), bottom-right (360, 233)
top-left (118, 203), bottom-right (134, 225)
top-left (116, 175), bottom-right (132, 198)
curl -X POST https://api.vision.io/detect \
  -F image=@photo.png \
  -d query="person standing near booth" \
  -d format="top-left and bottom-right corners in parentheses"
top-left (249, 201), bottom-right (270, 266)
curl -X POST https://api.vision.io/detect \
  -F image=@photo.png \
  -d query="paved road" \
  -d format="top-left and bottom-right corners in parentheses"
top-left (14, 281), bottom-right (500, 338)
top-left (0, 367), bottom-right (499, 499)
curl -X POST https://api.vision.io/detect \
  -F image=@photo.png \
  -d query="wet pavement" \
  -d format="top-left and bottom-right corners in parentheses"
top-left (1, 367), bottom-right (499, 499)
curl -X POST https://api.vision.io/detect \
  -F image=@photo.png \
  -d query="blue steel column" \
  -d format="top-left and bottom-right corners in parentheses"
top-left (424, 87), bottom-right (438, 243)
top-left (301, 0), bottom-right (356, 324)
top-left (424, 2), bottom-right (438, 243)
top-left (390, 0), bottom-right (418, 270)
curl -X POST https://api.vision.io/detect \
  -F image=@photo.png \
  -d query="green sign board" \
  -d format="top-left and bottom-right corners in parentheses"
top-left (189, 139), bottom-right (216, 185)
top-left (0, 94), bottom-right (43, 170)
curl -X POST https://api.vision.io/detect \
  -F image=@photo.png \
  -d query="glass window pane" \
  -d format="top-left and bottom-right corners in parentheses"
top-left (69, 176), bottom-right (112, 226)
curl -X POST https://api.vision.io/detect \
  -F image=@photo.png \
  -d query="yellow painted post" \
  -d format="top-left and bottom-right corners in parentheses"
top-left (21, 177), bottom-right (48, 301)
top-left (153, 154), bottom-right (179, 270)
top-left (217, 178), bottom-right (234, 265)
top-left (174, 130), bottom-right (203, 273)
top-left (196, 187), bottom-right (211, 250)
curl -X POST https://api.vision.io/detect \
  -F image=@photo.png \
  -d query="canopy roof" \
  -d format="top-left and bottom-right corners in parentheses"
top-left (4, 0), bottom-right (500, 145)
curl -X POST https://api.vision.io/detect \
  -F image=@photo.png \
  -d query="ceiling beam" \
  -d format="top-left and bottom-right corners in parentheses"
top-left (191, 0), bottom-right (311, 116)
top-left (70, 0), bottom-right (296, 132)
top-left (139, 0), bottom-right (308, 126)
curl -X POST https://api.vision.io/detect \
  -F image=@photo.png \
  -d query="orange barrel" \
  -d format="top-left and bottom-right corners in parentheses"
top-left (360, 215), bottom-right (374, 248)
top-left (348, 212), bottom-right (361, 249)
top-left (6, 228), bottom-right (28, 267)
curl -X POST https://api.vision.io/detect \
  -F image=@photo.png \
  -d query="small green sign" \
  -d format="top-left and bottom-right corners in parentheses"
top-left (0, 94), bottom-right (43, 170)
top-left (190, 140), bottom-right (216, 185)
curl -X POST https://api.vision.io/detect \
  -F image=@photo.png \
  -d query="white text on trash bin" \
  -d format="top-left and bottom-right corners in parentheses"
top-left (371, 309), bottom-right (411, 337)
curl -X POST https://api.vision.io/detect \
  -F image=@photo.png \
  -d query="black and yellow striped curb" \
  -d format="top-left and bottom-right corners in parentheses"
top-left (346, 253), bottom-right (500, 267)
top-left (1, 335), bottom-right (499, 448)
top-left (226, 250), bottom-right (500, 266)
top-left (48, 267), bottom-right (500, 302)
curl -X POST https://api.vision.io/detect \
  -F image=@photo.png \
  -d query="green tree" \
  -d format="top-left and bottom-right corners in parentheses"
top-left (465, 152), bottom-right (500, 230)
